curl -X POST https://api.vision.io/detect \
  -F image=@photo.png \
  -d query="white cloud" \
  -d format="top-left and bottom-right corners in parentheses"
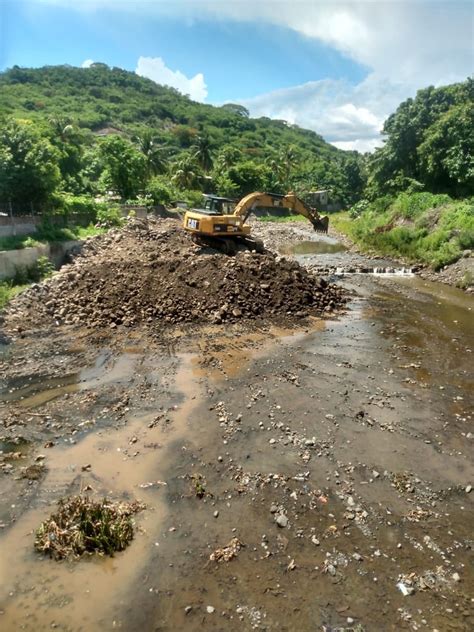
top-left (240, 74), bottom-right (409, 152)
top-left (39, 1), bottom-right (473, 150)
top-left (135, 56), bottom-right (207, 102)
top-left (81, 59), bottom-right (94, 68)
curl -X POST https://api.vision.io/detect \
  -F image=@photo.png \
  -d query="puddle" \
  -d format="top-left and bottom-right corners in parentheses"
top-left (0, 352), bottom-right (203, 631)
top-left (280, 239), bottom-right (347, 255)
top-left (0, 351), bottom-right (138, 408)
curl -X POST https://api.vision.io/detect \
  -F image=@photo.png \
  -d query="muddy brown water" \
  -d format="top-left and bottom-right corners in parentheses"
top-left (0, 230), bottom-right (473, 631)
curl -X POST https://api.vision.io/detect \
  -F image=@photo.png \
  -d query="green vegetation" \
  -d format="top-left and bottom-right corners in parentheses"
top-left (34, 495), bottom-right (144, 560)
top-left (0, 64), bottom-right (471, 272)
top-left (0, 64), bottom-right (365, 207)
top-left (335, 79), bottom-right (473, 269)
top-left (0, 281), bottom-right (30, 310)
top-left (367, 79), bottom-right (473, 199)
top-left (0, 254), bottom-right (55, 309)
top-left (333, 193), bottom-right (474, 269)
top-left (0, 223), bottom-right (105, 251)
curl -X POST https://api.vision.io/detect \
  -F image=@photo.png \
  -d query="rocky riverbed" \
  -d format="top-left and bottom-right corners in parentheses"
top-left (0, 219), bottom-right (472, 631)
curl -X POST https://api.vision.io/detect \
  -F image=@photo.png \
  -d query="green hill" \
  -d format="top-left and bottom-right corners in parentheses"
top-left (0, 63), bottom-right (366, 208)
top-left (0, 64), bottom-right (336, 157)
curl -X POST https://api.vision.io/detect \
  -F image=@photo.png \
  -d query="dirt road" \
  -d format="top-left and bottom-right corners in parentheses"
top-left (0, 221), bottom-right (472, 631)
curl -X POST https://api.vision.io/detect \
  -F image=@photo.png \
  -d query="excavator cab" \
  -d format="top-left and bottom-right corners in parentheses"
top-left (198, 195), bottom-right (236, 216)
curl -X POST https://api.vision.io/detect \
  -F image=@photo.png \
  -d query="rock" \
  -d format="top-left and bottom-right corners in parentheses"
top-left (452, 572), bottom-right (461, 582)
top-left (311, 536), bottom-right (320, 546)
top-left (213, 510), bottom-right (219, 518)
top-left (352, 552), bottom-right (363, 561)
top-left (466, 485), bottom-right (472, 493)
top-left (276, 514), bottom-right (288, 528)
top-left (206, 606), bottom-right (215, 614)
top-left (270, 504), bottom-right (278, 514)
top-left (184, 606), bottom-right (192, 615)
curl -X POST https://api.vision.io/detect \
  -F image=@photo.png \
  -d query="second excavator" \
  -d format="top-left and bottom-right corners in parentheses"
top-left (183, 191), bottom-right (329, 254)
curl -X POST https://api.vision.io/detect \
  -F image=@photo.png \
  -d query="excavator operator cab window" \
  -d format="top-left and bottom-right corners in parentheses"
top-left (202, 197), bottom-right (235, 215)
top-left (203, 198), bottom-right (223, 215)
top-left (221, 202), bottom-right (234, 214)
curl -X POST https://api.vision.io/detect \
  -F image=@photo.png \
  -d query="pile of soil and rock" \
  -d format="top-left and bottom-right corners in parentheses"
top-left (4, 218), bottom-right (347, 331)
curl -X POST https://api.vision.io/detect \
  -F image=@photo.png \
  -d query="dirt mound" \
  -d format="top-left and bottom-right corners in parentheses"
top-left (5, 218), bottom-right (347, 331)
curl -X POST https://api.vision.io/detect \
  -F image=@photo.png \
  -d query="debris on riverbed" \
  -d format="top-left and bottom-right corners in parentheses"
top-left (209, 537), bottom-right (243, 562)
top-left (4, 218), bottom-right (346, 332)
top-left (34, 495), bottom-right (145, 560)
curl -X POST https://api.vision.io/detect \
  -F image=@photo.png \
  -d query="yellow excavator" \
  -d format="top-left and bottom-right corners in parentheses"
top-left (183, 191), bottom-right (329, 254)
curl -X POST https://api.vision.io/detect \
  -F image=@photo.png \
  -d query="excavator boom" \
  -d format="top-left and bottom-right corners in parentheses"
top-left (233, 191), bottom-right (329, 233)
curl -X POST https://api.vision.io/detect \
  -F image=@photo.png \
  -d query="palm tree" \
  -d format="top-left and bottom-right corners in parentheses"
top-left (216, 146), bottom-right (242, 170)
top-left (48, 115), bottom-right (75, 142)
top-left (134, 131), bottom-right (167, 177)
top-left (279, 145), bottom-right (299, 190)
top-left (171, 154), bottom-right (201, 190)
top-left (193, 134), bottom-right (213, 172)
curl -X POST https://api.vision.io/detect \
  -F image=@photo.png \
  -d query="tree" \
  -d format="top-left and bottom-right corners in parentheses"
top-left (366, 79), bottom-right (471, 198)
top-left (279, 145), bottom-right (299, 190)
top-left (418, 102), bottom-right (474, 196)
top-left (171, 154), bottom-right (203, 190)
top-left (215, 145), bottom-right (242, 170)
top-left (99, 135), bottom-right (147, 199)
top-left (221, 103), bottom-right (249, 118)
top-left (134, 130), bottom-right (168, 177)
top-left (48, 116), bottom-right (86, 193)
top-left (225, 160), bottom-right (272, 196)
top-left (0, 119), bottom-right (61, 207)
top-left (193, 133), bottom-right (213, 171)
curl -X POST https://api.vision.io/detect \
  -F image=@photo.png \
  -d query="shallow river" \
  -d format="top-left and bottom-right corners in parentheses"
top-left (0, 230), bottom-right (472, 631)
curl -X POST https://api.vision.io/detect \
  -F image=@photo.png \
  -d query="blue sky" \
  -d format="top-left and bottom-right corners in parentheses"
top-left (1, 1), bottom-right (472, 151)
top-left (1, 0), bottom-right (368, 101)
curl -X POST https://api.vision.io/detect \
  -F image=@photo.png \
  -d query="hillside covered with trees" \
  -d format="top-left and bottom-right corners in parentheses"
top-left (0, 63), bottom-right (365, 211)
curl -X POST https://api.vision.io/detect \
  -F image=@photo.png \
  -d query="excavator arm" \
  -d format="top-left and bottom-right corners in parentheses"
top-left (233, 191), bottom-right (329, 233)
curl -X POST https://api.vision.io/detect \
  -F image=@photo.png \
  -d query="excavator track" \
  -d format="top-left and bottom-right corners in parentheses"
top-left (191, 235), bottom-right (265, 256)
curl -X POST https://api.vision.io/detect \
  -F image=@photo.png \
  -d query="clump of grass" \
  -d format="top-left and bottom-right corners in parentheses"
top-left (190, 473), bottom-right (207, 498)
top-left (35, 495), bottom-right (144, 560)
top-left (334, 193), bottom-right (474, 269)
top-left (0, 281), bottom-right (30, 310)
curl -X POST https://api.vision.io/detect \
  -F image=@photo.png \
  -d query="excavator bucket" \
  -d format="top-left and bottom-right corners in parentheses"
top-left (312, 215), bottom-right (329, 234)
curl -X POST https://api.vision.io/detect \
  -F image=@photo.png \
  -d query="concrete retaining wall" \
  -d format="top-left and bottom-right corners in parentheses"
top-left (0, 240), bottom-right (83, 281)
top-left (0, 215), bottom-right (42, 238)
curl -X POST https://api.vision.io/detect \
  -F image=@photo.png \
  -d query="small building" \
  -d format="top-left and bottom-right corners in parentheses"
top-left (305, 190), bottom-right (341, 212)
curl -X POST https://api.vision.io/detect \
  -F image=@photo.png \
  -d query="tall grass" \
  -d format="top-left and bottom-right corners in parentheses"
top-left (333, 193), bottom-right (473, 269)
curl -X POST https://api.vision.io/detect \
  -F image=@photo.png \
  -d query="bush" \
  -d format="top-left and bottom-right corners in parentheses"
top-left (35, 495), bottom-right (144, 560)
top-left (392, 192), bottom-right (452, 219)
top-left (348, 199), bottom-right (370, 218)
top-left (181, 190), bottom-right (204, 209)
top-left (145, 177), bottom-right (177, 205)
top-left (332, 192), bottom-right (473, 269)
top-left (52, 192), bottom-right (102, 220)
top-left (96, 205), bottom-right (125, 228)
